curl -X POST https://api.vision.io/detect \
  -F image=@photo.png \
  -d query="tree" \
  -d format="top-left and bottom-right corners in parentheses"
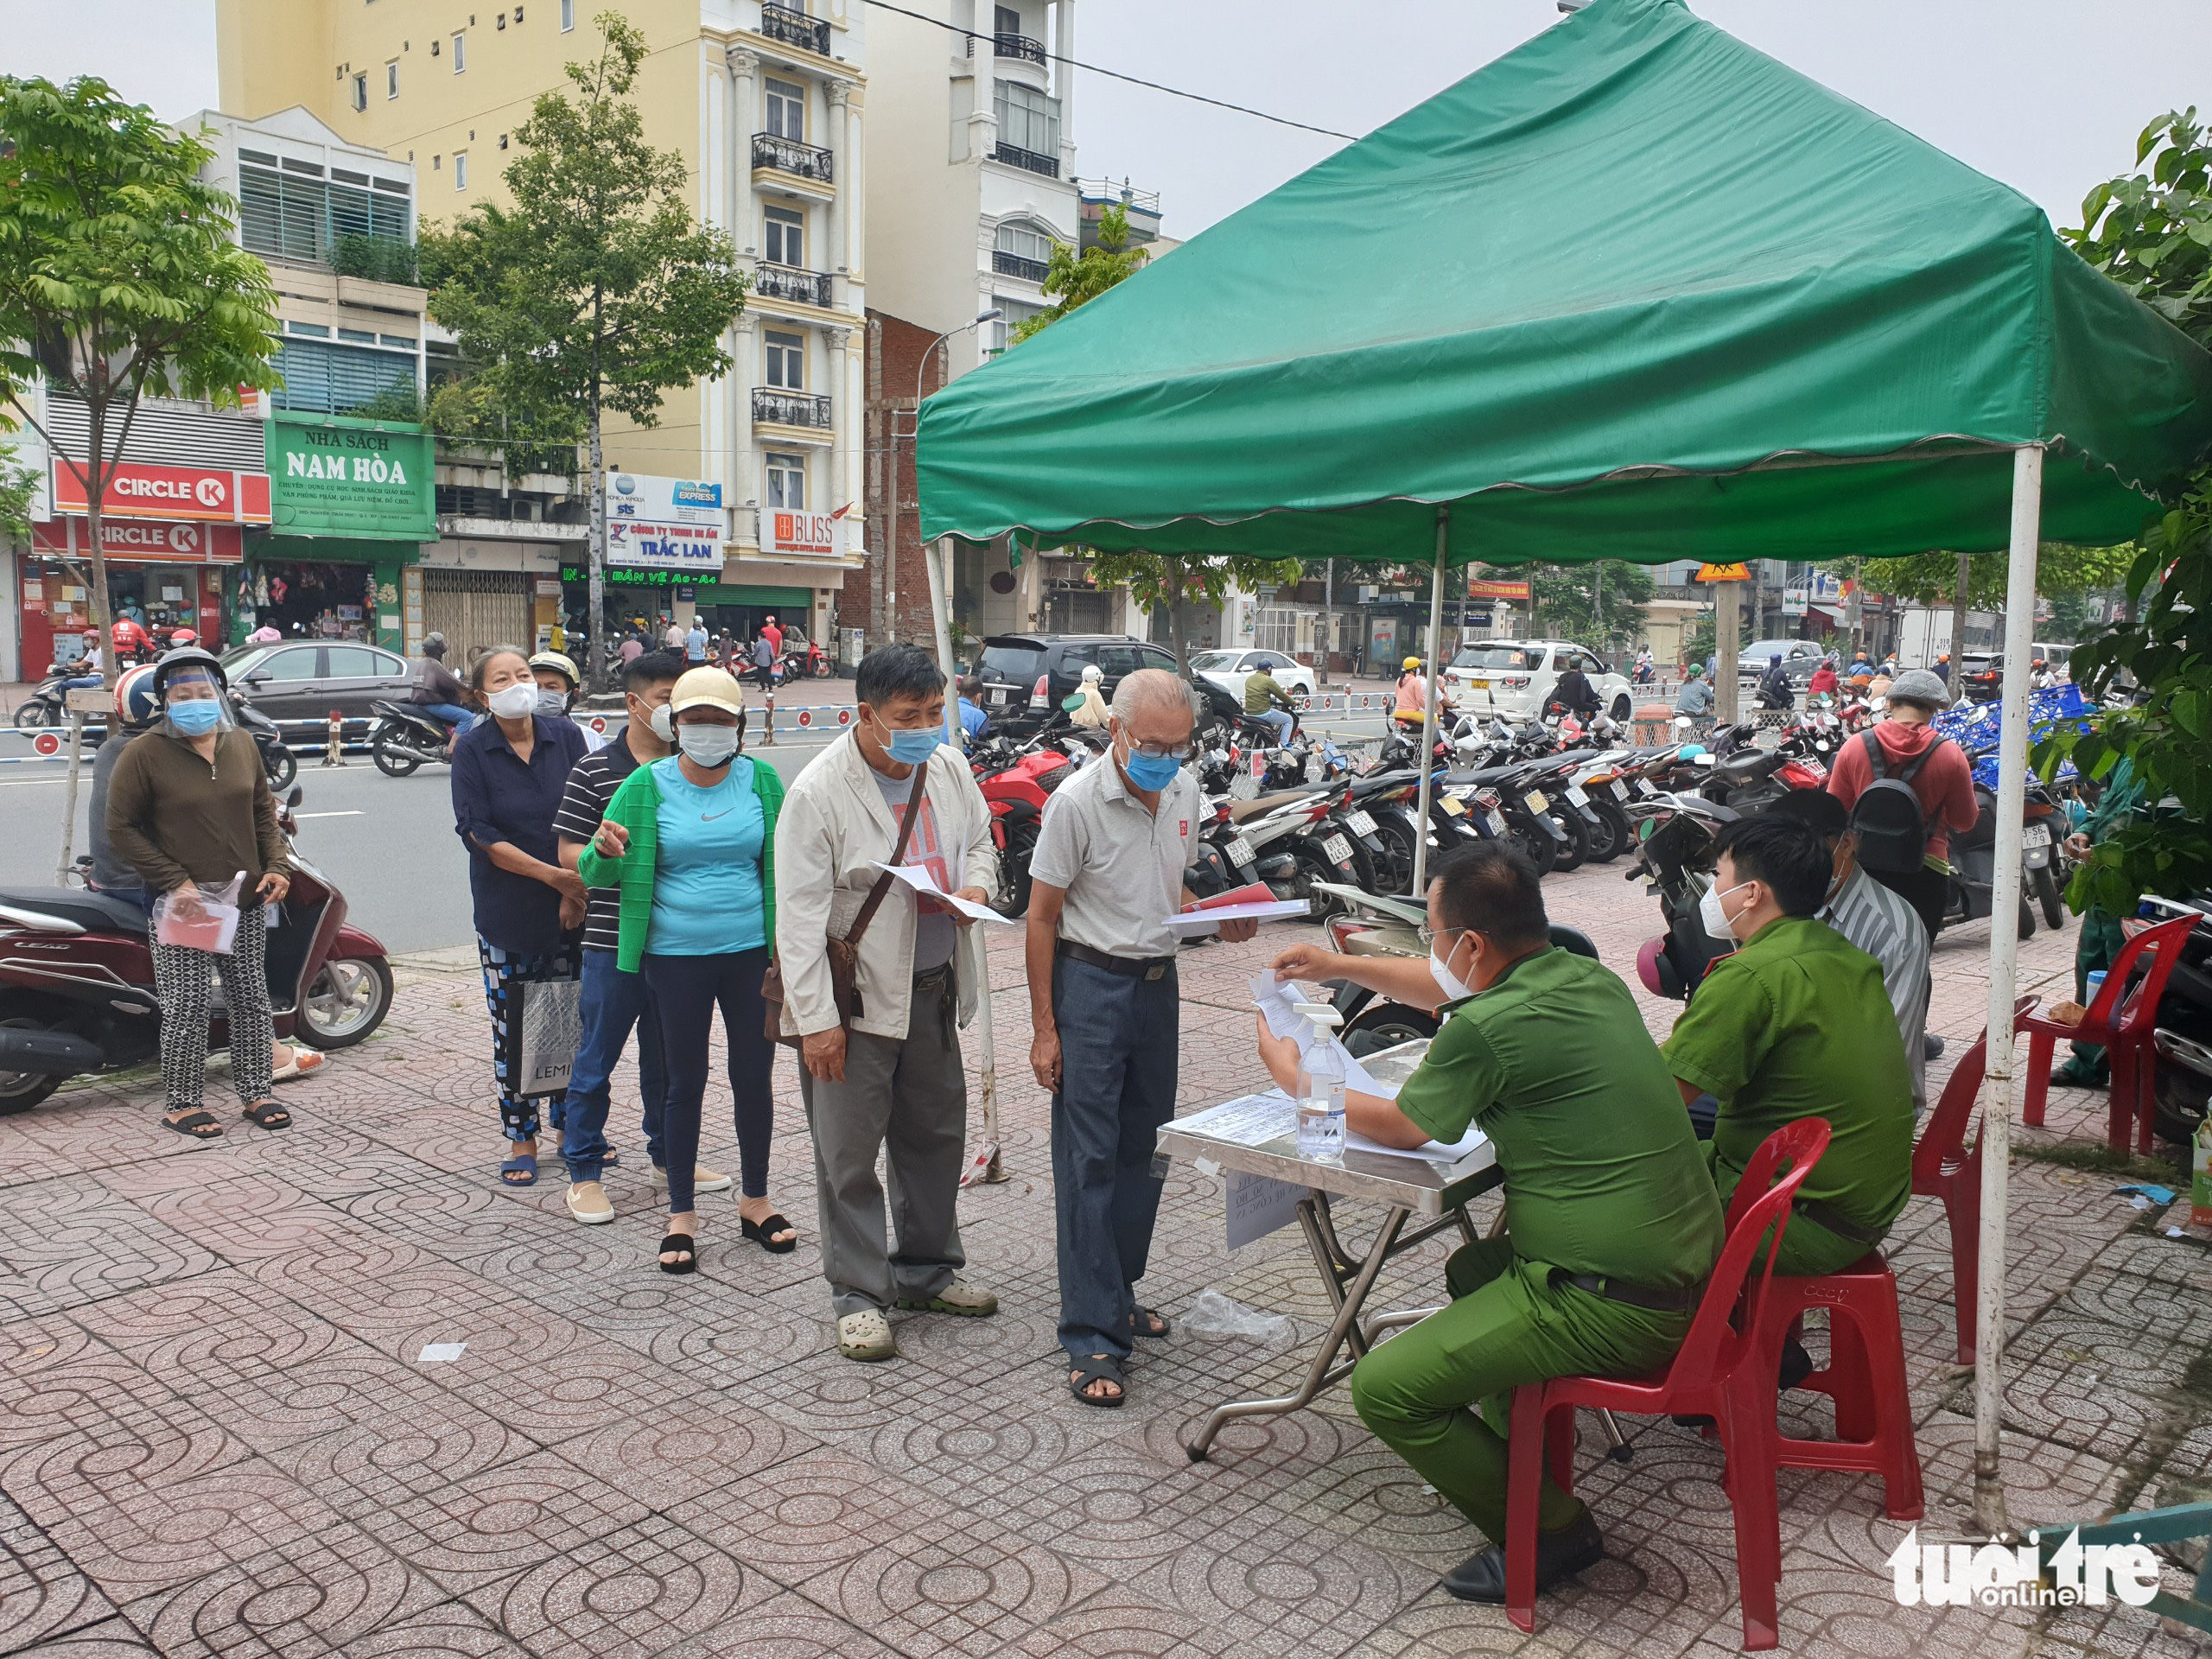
top-left (421, 13), bottom-right (747, 691)
top-left (0, 77), bottom-right (280, 686)
top-left (1009, 203), bottom-right (1148, 345)
top-left (1496, 560), bottom-right (1655, 652)
top-left (2031, 110), bottom-right (2212, 914)
top-left (1089, 550), bottom-right (1301, 672)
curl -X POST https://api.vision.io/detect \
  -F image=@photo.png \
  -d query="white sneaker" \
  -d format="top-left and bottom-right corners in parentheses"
top-left (650, 1163), bottom-right (734, 1194)
top-left (836, 1309), bottom-right (898, 1362)
top-left (564, 1181), bottom-right (614, 1225)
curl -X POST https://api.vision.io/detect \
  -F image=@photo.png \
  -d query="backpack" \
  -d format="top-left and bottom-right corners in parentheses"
top-left (1849, 728), bottom-right (1947, 874)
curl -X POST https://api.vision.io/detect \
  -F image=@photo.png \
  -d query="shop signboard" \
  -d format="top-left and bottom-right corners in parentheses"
top-left (763, 506), bottom-right (847, 562)
top-left (49, 460), bottom-right (270, 524)
top-left (605, 472), bottom-right (726, 574)
top-left (32, 517), bottom-right (245, 565)
top-left (266, 414), bottom-right (435, 540)
top-left (1467, 577), bottom-right (1532, 601)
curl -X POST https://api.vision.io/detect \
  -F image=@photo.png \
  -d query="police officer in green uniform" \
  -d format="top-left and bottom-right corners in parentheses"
top-left (2053, 756), bottom-right (2145, 1087)
top-left (1662, 816), bottom-right (1913, 1279)
top-left (1261, 844), bottom-right (1723, 1604)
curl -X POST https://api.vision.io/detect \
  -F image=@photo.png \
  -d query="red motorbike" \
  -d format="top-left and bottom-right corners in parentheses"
top-left (970, 734), bottom-right (1085, 917)
top-left (0, 786), bottom-right (392, 1113)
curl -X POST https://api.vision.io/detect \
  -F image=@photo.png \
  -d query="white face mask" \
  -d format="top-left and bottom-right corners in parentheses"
top-left (645, 703), bottom-right (675, 743)
top-left (677, 722), bottom-right (741, 767)
top-left (1699, 879), bottom-right (1753, 942)
top-left (487, 682), bottom-right (537, 720)
top-left (1429, 932), bottom-right (1477, 1003)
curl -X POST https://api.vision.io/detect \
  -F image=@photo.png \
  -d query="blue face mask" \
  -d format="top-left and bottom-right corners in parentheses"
top-left (882, 725), bottom-right (942, 766)
top-left (1122, 748), bottom-right (1183, 791)
top-left (168, 699), bottom-right (222, 735)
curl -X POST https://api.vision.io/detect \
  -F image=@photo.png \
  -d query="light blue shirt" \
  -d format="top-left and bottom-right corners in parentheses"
top-left (645, 754), bottom-right (766, 956)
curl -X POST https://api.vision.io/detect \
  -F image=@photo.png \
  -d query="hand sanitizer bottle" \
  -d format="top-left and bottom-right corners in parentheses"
top-left (1294, 1002), bottom-right (1346, 1161)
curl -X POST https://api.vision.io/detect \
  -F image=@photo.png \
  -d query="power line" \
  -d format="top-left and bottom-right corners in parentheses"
top-left (861, 0), bottom-right (1357, 142)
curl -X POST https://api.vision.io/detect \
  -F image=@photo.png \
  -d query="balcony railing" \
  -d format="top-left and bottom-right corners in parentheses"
top-left (991, 141), bottom-right (1059, 179)
top-left (758, 2), bottom-right (830, 54)
top-left (991, 250), bottom-right (1050, 283)
top-left (751, 132), bottom-right (834, 183)
top-left (966, 30), bottom-right (1046, 63)
top-left (753, 263), bottom-right (834, 308)
top-left (752, 387), bottom-right (832, 429)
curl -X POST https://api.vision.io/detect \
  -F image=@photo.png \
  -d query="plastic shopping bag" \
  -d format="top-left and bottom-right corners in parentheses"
top-left (150, 873), bottom-right (245, 956)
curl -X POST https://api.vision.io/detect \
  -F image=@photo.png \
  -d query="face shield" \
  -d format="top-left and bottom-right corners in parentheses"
top-left (161, 665), bottom-right (233, 738)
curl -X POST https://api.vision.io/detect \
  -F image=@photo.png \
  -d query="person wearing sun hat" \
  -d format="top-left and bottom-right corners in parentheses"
top-left (578, 665), bottom-right (792, 1274)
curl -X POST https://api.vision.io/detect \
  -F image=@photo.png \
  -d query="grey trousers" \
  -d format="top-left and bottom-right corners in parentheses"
top-left (798, 969), bottom-right (969, 1319)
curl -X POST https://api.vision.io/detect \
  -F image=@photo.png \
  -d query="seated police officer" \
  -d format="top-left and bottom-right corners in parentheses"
top-left (1662, 816), bottom-right (1913, 1279)
top-left (1262, 843), bottom-right (1722, 1604)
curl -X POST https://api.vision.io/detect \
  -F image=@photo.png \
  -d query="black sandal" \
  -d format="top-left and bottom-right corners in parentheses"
top-left (657, 1232), bottom-right (698, 1275)
top-left (741, 1212), bottom-right (798, 1255)
top-left (1131, 1306), bottom-right (1172, 1341)
top-left (1068, 1354), bottom-right (1126, 1408)
top-left (239, 1098), bottom-right (291, 1131)
top-left (162, 1109), bottom-right (224, 1141)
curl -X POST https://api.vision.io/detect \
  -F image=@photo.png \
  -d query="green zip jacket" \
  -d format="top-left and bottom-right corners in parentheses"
top-left (575, 754), bottom-right (785, 973)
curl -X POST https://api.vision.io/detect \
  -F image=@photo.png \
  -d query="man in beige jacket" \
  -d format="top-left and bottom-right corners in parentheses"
top-left (775, 643), bottom-right (1001, 1361)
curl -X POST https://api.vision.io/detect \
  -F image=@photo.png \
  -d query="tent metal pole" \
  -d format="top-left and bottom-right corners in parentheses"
top-left (1411, 509), bottom-right (1448, 898)
top-left (1972, 442), bottom-right (2043, 1535)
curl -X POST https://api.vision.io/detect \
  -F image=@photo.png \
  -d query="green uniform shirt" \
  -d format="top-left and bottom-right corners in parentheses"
top-left (1395, 947), bottom-right (1724, 1293)
top-left (1662, 914), bottom-right (1912, 1238)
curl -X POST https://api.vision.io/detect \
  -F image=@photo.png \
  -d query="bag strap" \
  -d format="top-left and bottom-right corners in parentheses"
top-left (1891, 733), bottom-right (1945, 786)
top-left (1860, 728), bottom-right (1890, 780)
top-left (843, 755), bottom-right (934, 950)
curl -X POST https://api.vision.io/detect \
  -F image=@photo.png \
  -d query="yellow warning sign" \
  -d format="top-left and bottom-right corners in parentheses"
top-left (1695, 563), bottom-right (1751, 582)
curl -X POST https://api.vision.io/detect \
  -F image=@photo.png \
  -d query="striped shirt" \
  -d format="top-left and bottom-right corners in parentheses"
top-left (1821, 866), bottom-right (1930, 1105)
top-left (552, 741), bottom-right (643, 954)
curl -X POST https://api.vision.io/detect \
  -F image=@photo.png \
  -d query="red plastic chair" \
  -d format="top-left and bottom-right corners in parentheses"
top-left (2020, 913), bottom-right (2196, 1153)
top-left (1910, 997), bottom-right (2037, 1365)
top-left (1503, 1118), bottom-right (1830, 1650)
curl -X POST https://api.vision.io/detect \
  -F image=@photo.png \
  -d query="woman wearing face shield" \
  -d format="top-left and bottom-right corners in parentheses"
top-left (450, 646), bottom-right (591, 1185)
top-left (104, 648), bottom-right (294, 1141)
top-left (578, 666), bottom-right (791, 1273)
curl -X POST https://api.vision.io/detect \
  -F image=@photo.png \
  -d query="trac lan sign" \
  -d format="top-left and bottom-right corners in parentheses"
top-left (266, 413), bottom-right (436, 541)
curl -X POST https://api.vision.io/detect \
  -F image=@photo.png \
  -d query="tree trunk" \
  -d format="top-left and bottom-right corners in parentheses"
top-left (586, 386), bottom-right (607, 696)
top-left (83, 402), bottom-right (116, 692)
top-left (1948, 548), bottom-right (1971, 671)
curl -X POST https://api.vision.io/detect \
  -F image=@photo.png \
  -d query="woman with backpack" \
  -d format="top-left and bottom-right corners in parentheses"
top-left (1823, 669), bottom-right (1976, 942)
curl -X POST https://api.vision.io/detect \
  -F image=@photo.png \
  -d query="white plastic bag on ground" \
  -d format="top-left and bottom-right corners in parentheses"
top-left (1183, 1288), bottom-right (1293, 1345)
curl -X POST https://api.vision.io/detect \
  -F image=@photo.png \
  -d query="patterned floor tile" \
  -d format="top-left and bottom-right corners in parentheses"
top-left (0, 1492), bottom-right (118, 1655)
top-left (356, 1448), bottom-right (653, 1594)
top-left (119, 1521), bottom-right (443, 1659)
top-left (462, 1513), bottom-right (772, 1656)
top-left (652, 1587), bottom-right (906, 1659)
top-left (551, 1392), bottom-right (818, 1510)
top-left (41, 1459), bottom-right (347, 1603)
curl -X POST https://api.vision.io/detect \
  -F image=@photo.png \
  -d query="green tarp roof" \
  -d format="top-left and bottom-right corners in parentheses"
top-left (918, 0), bottom-right (2212, 565)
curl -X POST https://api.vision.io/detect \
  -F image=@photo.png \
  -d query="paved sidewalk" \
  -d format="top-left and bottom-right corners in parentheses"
top-left (3, 863), bottom-right (2209, 1657)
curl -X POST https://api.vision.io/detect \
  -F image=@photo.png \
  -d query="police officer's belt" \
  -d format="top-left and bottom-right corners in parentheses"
top-left (1791, 1197), bottom-right (1885, 1248)
top-left (1058, 940), bottom-right (1175, 981)
top-left (1558, 1272), bottom-right (1701, 1315)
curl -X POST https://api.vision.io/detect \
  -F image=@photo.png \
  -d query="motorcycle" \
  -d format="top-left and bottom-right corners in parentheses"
top-left (2137, 894), bottom-right (2212, 1144)
top-left (0, 785), bottom-right (393, 1113)
top-left (971, 732), bottom-right (1078, 916)
top-left (11, 667), bottom-right (86, 730)
top-left (1629, 793), bottom-right (1744, 1004)
top-left (369, 700), bottom-right (459, 778)
top-left (1941, 783), bottom-right (2037, 941)
top-left (232, 693), bottom-right (299, 791)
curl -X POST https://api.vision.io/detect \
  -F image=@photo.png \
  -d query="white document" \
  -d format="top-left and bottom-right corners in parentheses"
top-left (1344, 1122), bottom-right (1488, 1163)
top-left (417, 1342), bottom-right (467, 1363)
top-left (1225, 1168), bottom-right (1305, 1249)
top-left (1177, 1091), bottom-right (1298, 1147)
top-left (1248, 974), bottom-right (1399, 1100)
top-left (868, 861), bottom-right (1017, 925)
top-left (1165, 898), bottom-right (1312, 935)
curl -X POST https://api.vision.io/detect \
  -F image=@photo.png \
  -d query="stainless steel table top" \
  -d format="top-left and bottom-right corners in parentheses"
top-left (1156, 1039), bottom-right (1500, 1218)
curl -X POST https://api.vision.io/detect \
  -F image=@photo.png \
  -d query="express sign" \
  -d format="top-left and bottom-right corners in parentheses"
top-left (48, 460), bottom-right (272, 524)
top-left (31, 517), bottom-right (245, 565)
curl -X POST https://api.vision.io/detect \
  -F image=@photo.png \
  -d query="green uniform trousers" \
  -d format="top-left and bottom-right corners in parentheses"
top-left (2070, 906), bottom-right (2127, 1069)
top-left (1701, 1141), bottom-right (1874, 1279)
top-left (1349, 1236), bottom-right (1692, 1544)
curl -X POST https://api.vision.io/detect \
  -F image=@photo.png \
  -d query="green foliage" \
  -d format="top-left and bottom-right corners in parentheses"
top-left (2065, 109), bottom-right (2212, 343)
top-left (0, 456), bottom-right (38, 541)
top-left (329, 232), bottom-right (419, 287)
top-left (0, 74), bottom-right (282, 681)
top-left (344, 375), bottom-right (582, 477)
top-left (1681, 607), bottom-right (1753, 669)
top-left (1840, 543), bottom-right (2136, 609)
top-left (1090, 550), bottom-right (1300, 671)
top-left (1485, 560), bottom-right (1654, 651)
top-left (1008, 203), bottom-right (1149, 346)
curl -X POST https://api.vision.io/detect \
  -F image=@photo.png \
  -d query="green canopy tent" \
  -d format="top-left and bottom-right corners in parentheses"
top-left (918, 0), bottom-right (2212, 1531)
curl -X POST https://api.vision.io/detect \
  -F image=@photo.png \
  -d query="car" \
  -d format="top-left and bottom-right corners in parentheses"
top-left (1737, 639), bottom-right (1826, 687)
top-left (970, 633), bottom-right (1181, 724)
top-left (1959, 645), bottom-right (2068, 702)
top-left (220, 641), bottom-right (415, 739)
top-left (1187, 648), bottom-right (1318, 709)
top-left (1440, 639), bottom-right (1634, 722)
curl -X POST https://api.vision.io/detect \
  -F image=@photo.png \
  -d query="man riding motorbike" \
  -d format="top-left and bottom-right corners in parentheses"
top-left (410, 632), bottom-right (473, 752)
top-left (1755, 654), bottom-right (1794, 711)
top-left (1244, 659), bottom-right (1297, 745)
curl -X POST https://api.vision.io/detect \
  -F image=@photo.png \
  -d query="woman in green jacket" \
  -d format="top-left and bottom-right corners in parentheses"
top-left (579, 666), bottom-right (790, 1274)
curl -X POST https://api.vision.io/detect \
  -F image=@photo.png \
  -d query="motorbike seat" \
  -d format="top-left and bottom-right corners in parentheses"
top-left (1226, 790), bottom-right (1323, 823)
top-left (0, 886), bottom-right (149, 935)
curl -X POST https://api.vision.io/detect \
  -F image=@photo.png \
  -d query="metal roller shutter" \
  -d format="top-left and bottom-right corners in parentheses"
top-left (422, 569), bottom-right (533, 664)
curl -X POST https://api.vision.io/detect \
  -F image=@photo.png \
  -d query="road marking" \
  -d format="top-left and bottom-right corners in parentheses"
top-left (295, 810), bottom-right (364, 819)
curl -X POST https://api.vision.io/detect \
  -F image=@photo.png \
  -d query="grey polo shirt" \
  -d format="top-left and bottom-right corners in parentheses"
top-left (1820, 866), bottom-right (1931, 1107)
top-left (1030, 753), bottom-right (1200, 960)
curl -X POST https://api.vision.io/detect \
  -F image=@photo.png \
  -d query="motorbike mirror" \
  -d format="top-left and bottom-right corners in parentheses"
top-left (287, 785), bottom-right (304, 808)
top-left (1870, 696), bottom-right (1888, 711)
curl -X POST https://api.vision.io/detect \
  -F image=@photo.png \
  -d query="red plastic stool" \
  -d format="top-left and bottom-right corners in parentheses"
top-left (1754, 1252), bottom-right (1923, 1521)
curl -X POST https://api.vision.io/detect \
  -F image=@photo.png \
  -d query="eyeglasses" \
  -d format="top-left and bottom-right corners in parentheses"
top-left (1127, 741), bottom-right (1193, 761)
top-left (1414, 925), bottom-right (1469, 951)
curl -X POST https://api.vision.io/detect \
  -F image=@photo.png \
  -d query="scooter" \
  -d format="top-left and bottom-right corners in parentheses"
top-left (0, 785), bottom-right (393, 1114)
top-left (1942, 783), bottom-right (2037, 941)
top-left (2139, 894), bottom-right (2212, 1144)
top-left (971, 734), bottom-right (1078, 916)
top-left (10, 667), bottom-right (86, 731)
top-left (369, 700), bottom-right (461, 778)
top-left (232, 694), bottom-right (299, 791)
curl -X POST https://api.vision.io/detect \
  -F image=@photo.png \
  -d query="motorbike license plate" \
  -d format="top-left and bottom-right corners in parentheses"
top-left (1523, 791), bottom-right (1549, 814)
top-left (1609, 779), bottom-right (1630, 803)
top-left (1226, 836), bottom-right (1256, 868)
top-left (1304, 753), bottom-right (1325, 782)
top-left (1345, 809), bottom-right (1377, 836)
top-left (1322, 833), bottom-right (1355, 864)
top-left (1438, 794), bottom-right (1467, 817)
top-left (1565, 784), bottom-right (1589, 807)
top-left (1486, 808), bottom-right (1508, 836)
top-left (2024, 823), bottom-right (2051, 848)
top-left (987, 686), bottom-right (1011, 706)
top-left (1635, 778), bottom-right (1656, 797)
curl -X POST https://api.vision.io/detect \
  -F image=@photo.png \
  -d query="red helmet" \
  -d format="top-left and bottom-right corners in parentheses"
top-left (170, 627), bottom-right (199, 646)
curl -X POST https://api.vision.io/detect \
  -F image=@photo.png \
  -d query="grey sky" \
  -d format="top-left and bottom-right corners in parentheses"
top-left (3, 0), bottom-right (2205, 240)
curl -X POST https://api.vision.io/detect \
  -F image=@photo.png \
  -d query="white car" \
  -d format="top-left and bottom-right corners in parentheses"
top-left (1441, 639), bottom-right (1634, 722)
top-left (1188, 649), bottom-right (1318, 707)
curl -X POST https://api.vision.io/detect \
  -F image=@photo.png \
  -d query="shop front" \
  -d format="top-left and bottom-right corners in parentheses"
top-left (408, 538), bottom-right (568, 664)
top-left (244, 413), bottom-right (435, 652)
top-left (19, 517), bottom-right (243, 673)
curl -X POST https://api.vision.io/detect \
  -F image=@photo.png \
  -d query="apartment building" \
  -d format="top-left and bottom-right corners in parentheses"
top-left (213, 0), bottom-right (869, 646)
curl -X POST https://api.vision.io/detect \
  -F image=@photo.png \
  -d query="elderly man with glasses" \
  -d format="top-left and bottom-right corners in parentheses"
top-left (1027, 669), bottom-right (1259, 1408)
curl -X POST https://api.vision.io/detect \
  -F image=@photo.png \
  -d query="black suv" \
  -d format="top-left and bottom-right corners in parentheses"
top-left (972, 633), bottom-right (1179, 723)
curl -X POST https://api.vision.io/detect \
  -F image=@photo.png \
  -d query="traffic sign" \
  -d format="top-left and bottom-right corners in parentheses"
top-left (1696, 563), bottom-right (1751, 582)
top-left (31, 732), bottom-right (60, 756)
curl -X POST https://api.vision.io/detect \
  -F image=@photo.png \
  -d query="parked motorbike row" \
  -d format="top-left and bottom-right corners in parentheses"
top-left (13, 666), bottom-right (301, 792)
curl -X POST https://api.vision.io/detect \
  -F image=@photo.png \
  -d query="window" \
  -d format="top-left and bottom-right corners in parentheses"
top-left (986, 295), bottom-right (1042, 353)
top-left (451, 31), bottom-right (466, 70)
top-left (271, 337), bottom-right (418, 413)
top-left (337, 327), bottom-right (377, 343)
top-left (1096, 645), bottom-right (1141, 678)
top-left (386, 60), bottom-right (399, 98)
top-left (351, 73), bottom-right (367, 111)
top-left (764, 206), bottom-right (804, 267)
top-left (765, 452), bottom-right (806, 510)
top-left (287, 321), bottom-right (331, 337)
top-left (995, 4), bottom-right (1022, 34)
top-left (764, 330), bottom-right (804, 390)
top-left (325, 646), bottom-right (386, 680)
top-left (764, 78), bottom-right (805, 141)
top-left (994, 222), bottom-right (1054, 266)
top-left (561, 0), bottom-right (574, 27)
top-left (262, 647), bottom-right (322, 681)
top-left (453, 150), bottom-right (468, 189)
top-left (1140, 646), bottom-right (1177, 673)
top-left (992, 83), bottom-right (1059, 156)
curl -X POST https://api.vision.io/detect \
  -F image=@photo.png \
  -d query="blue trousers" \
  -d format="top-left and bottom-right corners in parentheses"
top-left (1051, 955), bottom-right (1179, 1363)
top-left (560, 948), bottom-right (668, 1184)
top-left (419, 701), bottom-right (472, 729)
top-left (1251, 708), bottom-right (1294, 745)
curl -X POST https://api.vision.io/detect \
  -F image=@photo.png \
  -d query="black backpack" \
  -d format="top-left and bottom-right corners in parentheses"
top-left (1849, 728), bottom-right (1947, 874)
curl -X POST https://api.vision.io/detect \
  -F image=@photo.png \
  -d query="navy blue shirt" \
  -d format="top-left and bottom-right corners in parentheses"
top-left (451, 714), bottom-right (589, 957)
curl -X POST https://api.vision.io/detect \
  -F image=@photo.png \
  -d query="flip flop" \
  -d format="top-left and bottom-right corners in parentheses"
top-left (239, 1098), bottom-right (292, 1131)
top-left (499, 1154), bottom-right (537, 1187)
top-left (1068, 1355), bottom-right (1126, 1408)
top-left (163, 1109), bottom-right (224, 1142)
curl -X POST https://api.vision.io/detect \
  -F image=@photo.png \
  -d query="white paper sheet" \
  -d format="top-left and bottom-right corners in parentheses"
top-left (1176, 1091), bottom-right (1299, 1147)
top-left (1248, 974), bottom-right (1398, 1099)
top-left (1165, 898), bottom-right (1312, 934)
top-left (417, 1342), bottom-right (467, 1363)
top-left (868, 861), bottom-right (1018, 924)
top-left (1343, 1122), bottom-right (1488, 1163)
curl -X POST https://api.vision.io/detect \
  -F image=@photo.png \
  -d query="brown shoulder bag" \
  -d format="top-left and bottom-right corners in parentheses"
top-left (762, 757), bottom-right (931, 1048)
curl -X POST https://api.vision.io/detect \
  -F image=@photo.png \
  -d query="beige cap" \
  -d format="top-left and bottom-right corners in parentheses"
top-left (669, 665), bottom-right (747, 717)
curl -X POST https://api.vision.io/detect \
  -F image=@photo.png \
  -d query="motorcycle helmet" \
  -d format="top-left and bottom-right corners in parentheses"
top-left (169, 627), bottom-right (198, 648)
top-left (149, 645), bottom-right (230, 698)
top-left (112, 664), bottom-right (162, 729)
top-left (528, 649), bottom-right (580, 690)
top-left (1402, 656), bottom-right (1422, 672)
top-left (150, 646), bottom-right (233, 736)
